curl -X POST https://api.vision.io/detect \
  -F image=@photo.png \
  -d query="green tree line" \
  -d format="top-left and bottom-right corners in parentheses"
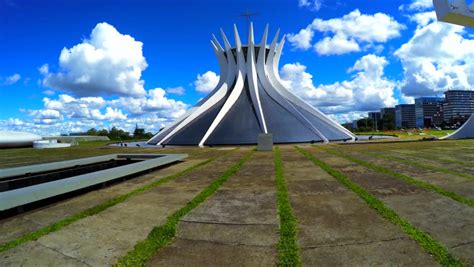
top-left (83, 127), bottom-right (154, 141)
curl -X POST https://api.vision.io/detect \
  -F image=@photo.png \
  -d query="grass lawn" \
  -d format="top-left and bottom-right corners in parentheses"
top-left (354, 129), bottom-right (455, 140)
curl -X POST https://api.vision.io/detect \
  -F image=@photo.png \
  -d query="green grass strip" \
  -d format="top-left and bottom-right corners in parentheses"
top-left (0, 149), bottom-right (237, 254)
top-left (274, 146), bottom-right (301, 266)
top-left (320, 146), bottom-right (474, 209)
top-left (115, 149), bottom-right (255, 267)
top-left (398, 150), bottom-right (472, 167)
top-left (295, 146), bottom-right (463, 267)
top-left (366, 151), bottom-right (474, 181)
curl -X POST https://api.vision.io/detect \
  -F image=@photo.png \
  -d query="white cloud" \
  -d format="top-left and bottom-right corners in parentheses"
top-left (395, 13), bottom-right (474, 97)
top-left (280, 54), bottom-right (400, 117)
top-left (3, 73), bottom-right (21, 85)
top-left (166, 86), bottom-right (185, 95)
top-left (328, 111), bottom-right (366, 124)
top-left (288, 9), bottom-right (405, 55)
top-left (12, 86), bottom-right (187, 135)
top-left (6, 21), bottom-right (189, 136)
top-left (38, 64), bottom-right (49, 75)
top-left (26, 109), bottom-right (63, 125)
top-left (6, 118), bottom-right (25, 126)
top-left (312, 9), bottom-right (404, 43)
top-left (400, 0), bottom-right (433, 11)
top-left (298, 0), bottom-right (323, 11)
top-left (42, 89), bottom-right (56, 96)
top-left (36, 109), bottom-right (62, 119)
top-left (287, 27), bottom-right (314, 50)
top-left (314, 34), bottom-right (360, 55)
top-left (194, 71), bottom-right (219, 93)
top-left (92, 107), bottom-right (127, 120)
top-left (42, 22), bottom-right (147, 97)
top-left (409, 11), bottom-right (436, 27)
top-left (110, 88), bottom-right (187, 119)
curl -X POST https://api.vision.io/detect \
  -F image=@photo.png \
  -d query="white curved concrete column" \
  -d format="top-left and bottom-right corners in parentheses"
top-left (247, 22), bottom-right (268, 133)
top-left (156, 31), bottom-right (237, 145)
top-left (195, 39), bottom-right (228, 106)
top-left (267, 35), bottom-right (355, 140)
top-left (198, 24), bottom-right (246, 146)
top-left (260, 30), bottom-right (329, 142)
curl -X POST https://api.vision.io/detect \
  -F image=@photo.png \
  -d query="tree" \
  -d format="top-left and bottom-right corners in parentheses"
top-left (382, 114), bottom-right (395, 130)
top-left (86, 128), bottom-right (98, 136)
top-left (356, 117), bottom-right (373, 132)
top-left (133, 127), bottom-right (145, 139)
top-left (108, 127), bottom-right (131, 140)
top-left (97, 129), bottom-right (109, 136)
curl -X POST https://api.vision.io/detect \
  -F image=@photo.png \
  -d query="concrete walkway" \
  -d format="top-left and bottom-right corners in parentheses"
top-left (148, 151), bottom-right (279, 266)
top-left (349, 150), bottom-right (474, 200)
top-left (0, 159), bottom-right (202, 245)
top-left (312, 146), bottom-right (474, 264)
top-left (0, 150), bottom-right (245, 266)
top-left (281, 146), bottom-right (437, 266)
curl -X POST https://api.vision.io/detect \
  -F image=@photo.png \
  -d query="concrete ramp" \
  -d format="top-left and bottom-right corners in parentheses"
top-left (442, 113), bottom-right (474, 139)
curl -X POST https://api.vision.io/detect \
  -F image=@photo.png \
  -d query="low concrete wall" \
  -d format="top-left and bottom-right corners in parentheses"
top-left (43, 136), bottom-right (110, 142)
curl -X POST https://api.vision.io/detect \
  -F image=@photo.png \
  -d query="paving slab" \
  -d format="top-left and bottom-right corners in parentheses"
top-left (389, 150), bottom-right (474, 175)
top-left (0, 241), bottom-right (88, 267)
top-left (313, 147), bottom-right (474, 265)
top-left (149, 238), bottom-right (276, 266)
top-left (281, 147), bottom-right (436, 266)
top-left (301, 238), bottom-right (435, 266)
top-left (382, 191), bottom-right (474, 264)
top-left (148, 151), bottom-right (279, 266)
top-left (346, 150), bottom-right (474, 200)
top-left (0, 158), bottom-right (204, 245)
top-left (0, 149), bottom-right (245, 266)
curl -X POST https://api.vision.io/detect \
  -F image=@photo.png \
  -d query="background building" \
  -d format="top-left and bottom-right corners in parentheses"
top-left (395, 104), bottom-right (416, 129)
top-left (415, 97), bottom-right (444, 128)
top-left (368, 111), bottom-right (381, 131)
top-left (380, 107), bottom-right (395, 130)
top-left (352, 120), bottom-right (358, 130)
top-left (443, 90), bottom-right (474, 126)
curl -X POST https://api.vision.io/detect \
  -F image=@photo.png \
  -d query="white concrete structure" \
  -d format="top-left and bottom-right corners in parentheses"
top-left (33, 140), bottom-right (72, 149)
top-left (434, 1), bottom-right (474, 140)
top-left (441, 114), bottom-right (474, 139)
top-left (434, 0), bottom-right (474, 27)
top-left (148, 23), bottom-right (356, 146)
top-left (0, 131), bottom-right (42, 148)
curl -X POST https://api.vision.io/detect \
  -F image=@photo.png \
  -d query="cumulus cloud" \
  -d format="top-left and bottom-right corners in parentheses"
top-left (328, 111), bottom-right (367, 124)
top-left (26, 109), bottom-right (63, 125)
top-left (314, 35), bottom-right (360, 55)
top-left (42, 90), bottom-right (56, 96)
top-left (109, 88), bottom-right (187, 119)
top-left (2, 73), bottom-right (21, 85)
top-left (166, 86), bottom-right (185, 95)
top-left (194, 71), bottom-right (219, 93)
top-left (400, 0), bottom-right (433, 11)
top-left (395, 12), bottom-right (474, 97)
top-left (92, 107), bottom-right (127, 120)
top-left (288, 9), bottom-right (405, 55)
top-left (287, 28), bottom-right (314, 50)
top-left (298, 0), bottom-right (323, 11)
top-left (42, 22), bottom-right (147, 97)
top-left (6, 22), bottom-right (190, 136)
top-left (38, 64), bottom-right (49, 75)
top-left (409, 10), bottom-right (436, 27)
top-left (280, 54), bottom-right (400, 118)
top-left (14, 86), bottom-right (188, 135)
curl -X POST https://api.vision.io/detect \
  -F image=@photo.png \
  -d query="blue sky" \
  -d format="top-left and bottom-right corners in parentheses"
top-left (1, 0), bottom-right (473, 135)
